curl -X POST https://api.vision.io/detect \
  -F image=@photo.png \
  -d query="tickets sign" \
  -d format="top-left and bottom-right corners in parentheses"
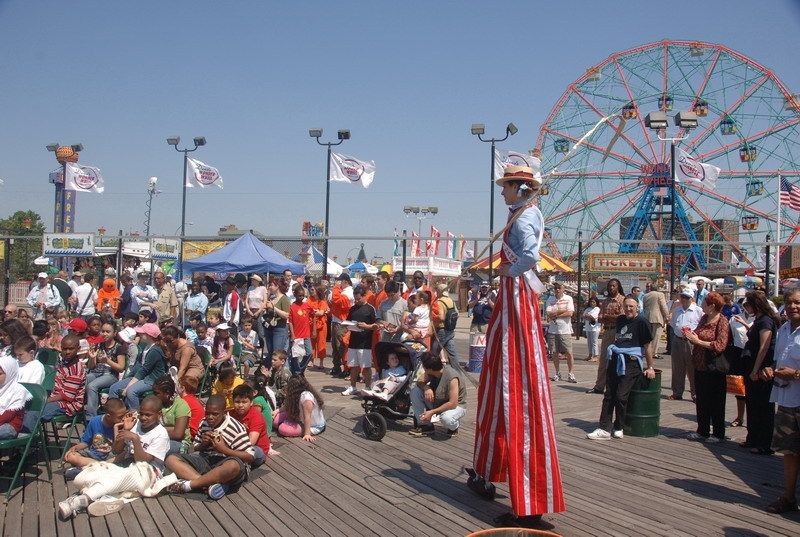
top-left (587, 253), bottom-right (662, 274)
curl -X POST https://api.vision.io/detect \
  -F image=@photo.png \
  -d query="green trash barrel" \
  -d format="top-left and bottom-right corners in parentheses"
top-left (623, 369), bottom-right (662, 437)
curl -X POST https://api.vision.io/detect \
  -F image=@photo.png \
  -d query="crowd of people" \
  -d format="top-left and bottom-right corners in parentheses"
top-left (0, 263), bottom-right (470, 519)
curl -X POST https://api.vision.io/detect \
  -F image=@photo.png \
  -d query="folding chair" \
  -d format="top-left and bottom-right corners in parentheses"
top-left (232, 340), bottom-right (243, 375)
top-left (0, 384), bottom-right (52, 500)
top-left (42, 365), bottom-right (56, 393)
top-left (45, 410), bottom-right (84, 463)
top-left (36, 348), bottom-right (59, 367)
top-left (197, 346), bottom-right (213, 396)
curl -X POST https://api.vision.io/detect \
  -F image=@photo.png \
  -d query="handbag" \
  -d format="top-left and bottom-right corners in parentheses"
top-left (726, 374), bottom-right (746, 396)
top-left (704, 348), bottom-right (730, 374)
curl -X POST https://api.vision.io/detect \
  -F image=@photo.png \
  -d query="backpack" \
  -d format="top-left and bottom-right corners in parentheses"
top-left (438, 297), bottom-right (459, 332)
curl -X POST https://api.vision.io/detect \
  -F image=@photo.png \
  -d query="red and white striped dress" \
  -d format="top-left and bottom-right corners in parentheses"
top-left (472, 227), bottom-right (565, 516)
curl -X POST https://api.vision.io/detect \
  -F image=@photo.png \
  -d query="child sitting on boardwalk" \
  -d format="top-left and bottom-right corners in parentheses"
top-left (273, 376), bottom-right (325, 442)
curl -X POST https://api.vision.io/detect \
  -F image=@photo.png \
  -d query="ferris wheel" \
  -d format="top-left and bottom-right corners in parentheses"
top-left (535, 39), bottom-right (800, 275)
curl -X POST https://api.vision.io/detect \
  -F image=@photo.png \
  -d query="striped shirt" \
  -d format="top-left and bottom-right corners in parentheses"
top-left (194, 414), bottom-right (255, 461)
top-left (54, 357), bottom-right (85, 415)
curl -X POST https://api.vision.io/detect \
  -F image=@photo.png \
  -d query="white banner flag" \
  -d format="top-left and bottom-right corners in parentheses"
top-left (65, 163), bottom-right (105, 193)
top-left (330, 153), bottom-right (375, 188)
top-left (494, 149), bottom-right (542, 181)
top-left (675, 148), bottom-right (720, 189)
top-left (186, 158), bottom-right (224, 189)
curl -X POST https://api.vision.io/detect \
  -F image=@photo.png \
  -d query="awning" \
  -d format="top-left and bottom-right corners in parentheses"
top-left (468, 251), bottom-right (573, 273)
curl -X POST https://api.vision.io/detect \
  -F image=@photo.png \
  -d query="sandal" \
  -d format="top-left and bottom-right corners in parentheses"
top-left (667, 395), bottom-right (683, 401)
top-left (766, 496), bottom-right (798, 514)
top-left (750, 447), bottom-right (775, 455)
top-left (730, 418), bottom-right (743, 428)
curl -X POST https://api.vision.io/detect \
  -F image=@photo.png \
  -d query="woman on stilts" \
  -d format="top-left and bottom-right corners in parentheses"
top-left (468, 163), bottom-right (565, 529)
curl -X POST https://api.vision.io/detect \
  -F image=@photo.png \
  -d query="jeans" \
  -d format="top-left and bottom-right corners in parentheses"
top-left (599, 359), bottom-right (642, 432)
top-left (40, 402), bottom-right (67, 421)
top-left (695, 370), bottom-right (726, 439)
top-left (585, 329), bottom-right (600, 357)
top-left (290, 338), bottom-right (312, 376)
top-left (252, 446), bottom-right (266, 467)
top-left (0, 423), bottom-right (18, 439)
top-left (410, 385), bottom-right (467, 431)
top-left (86, 371), bottom-right (118, 418)
top-left (265, 326), bottom-right (289, 359)
top-left (433, 329), bottom-right (461, 370)
top-left (108, 377), bottom-right (154, 410)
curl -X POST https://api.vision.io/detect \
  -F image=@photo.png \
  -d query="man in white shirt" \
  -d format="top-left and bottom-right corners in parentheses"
top-left (546, 283), bottom-right (576, 383)
top-left (67, 271), bottom-right (83, 296)
top-left (73, 273), bottom-right (98, 320)
top-left (131, 272), bottom-right (158, 315)
top-left (26, 272), bottom-right (62, 320)
top-left (694, 280), bottom-right (709, 307)
top-left (283, 270), bottom-right (296, 302)
top-left (669, 288), bottom-right (704, 401)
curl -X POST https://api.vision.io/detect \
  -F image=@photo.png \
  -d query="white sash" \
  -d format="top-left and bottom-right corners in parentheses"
top-left (501, 240), bottom-right (545, 293)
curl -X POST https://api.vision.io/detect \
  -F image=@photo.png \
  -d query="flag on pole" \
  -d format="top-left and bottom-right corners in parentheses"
top-left (456, 236), bottom-right (465, 260)
top-left (494, 149), bottom-right (542, 180)
top-left (731, 252), bottom-right (740, 267)
top-left (330, 153), bottom-right (375, 188)
top-left (65, 162), bottom-right (105, 193)
top-left (446, 232), bottom-right (456, 258)
top-left (674, 148), bottom-right (720, 189)
top-left (410, 232), bottom-right (420, 257)
top-left (393, 228), bottom-right (400, 256)
top-left (186, 158), bottom-right (224, 189)
top-left (780, 177), bottom-right (800, 210)
top-left (429, 226), bottom-right (441, 256)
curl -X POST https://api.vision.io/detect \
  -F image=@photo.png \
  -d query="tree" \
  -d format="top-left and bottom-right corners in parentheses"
top-left (0, 210), bottom-right (46, 281)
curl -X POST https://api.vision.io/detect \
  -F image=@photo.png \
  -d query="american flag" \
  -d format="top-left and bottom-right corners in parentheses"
top-left (780, 177), bottom-right (800, 210)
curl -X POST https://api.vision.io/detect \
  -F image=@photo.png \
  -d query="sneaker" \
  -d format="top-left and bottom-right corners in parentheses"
top-left (430, 414), bottom-right (441, 423)
top-left (446, 428), bottom-right (459, 438)
top-left (58, 494), bottom-right (88, 520)
top-left (64, 466), bottom-right (82, 481)
top-left (586, 388), bottom-right (603, 394)
top-left (408, 425), bottom-right (434, 437)
top-left (87, 496), bottom-right (125, 517)
top-left (586, 428), bottom-right (612, 440)
top-left (687, 432), bottom-right (707, 441)
top-left (567, 373), bottom-right (577, 383)
top-left (341, 386), bottom-right (355, 396)
top-left (612, 430), bottom-right (624, 439)
top-left (705, 436), bottom-right (722, 444)
top-left (550, 372), bottom-right (562, 382)
top-left (329, 368), bottom-right (342, 377)
top-left (207, 483), bottom-right (228, 500)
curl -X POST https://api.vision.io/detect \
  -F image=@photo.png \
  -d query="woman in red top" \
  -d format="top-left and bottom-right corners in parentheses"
top-left (685, 292), bottom-right (730, 442)
top-left (0, 354), bottom-right (31, 439)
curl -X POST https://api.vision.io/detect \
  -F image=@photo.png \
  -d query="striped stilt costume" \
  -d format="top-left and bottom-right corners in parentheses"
top-left (470, 164), bottom-right (565, 519)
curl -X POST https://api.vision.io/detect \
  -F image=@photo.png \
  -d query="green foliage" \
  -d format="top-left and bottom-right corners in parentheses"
top-left (0, 210), bottom-right (46, 280)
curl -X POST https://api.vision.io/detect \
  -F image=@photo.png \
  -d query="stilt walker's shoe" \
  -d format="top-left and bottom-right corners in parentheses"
top-left (466, 468), bottom-right (496, 500)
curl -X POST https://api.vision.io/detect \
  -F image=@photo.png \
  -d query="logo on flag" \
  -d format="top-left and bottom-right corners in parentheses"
top-left (675, 148), bottom-right (720, 189)
top-left (330, 153), bottom-right (375, 188)
top-left (494, 150), bottom-right (542, 180)
top-left (186, 158), bottom-right (224, 189)
top-left (780, 177), bottom-right (800, 211)
top-left (65, 163), bottom-right (105, 193)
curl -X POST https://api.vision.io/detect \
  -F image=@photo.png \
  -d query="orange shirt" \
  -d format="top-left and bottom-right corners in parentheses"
top-left (330, 286), bottom-right (353, 321)
top-left (370, 290), bottom-right (388, 310)
top-left (306, 296), bottom-right (329, 330)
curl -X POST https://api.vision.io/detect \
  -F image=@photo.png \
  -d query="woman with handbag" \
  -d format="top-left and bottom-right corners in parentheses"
top-left (740, 290), bottom-right (780, 455)
top-left (685, 292), bottom-right (730, 443)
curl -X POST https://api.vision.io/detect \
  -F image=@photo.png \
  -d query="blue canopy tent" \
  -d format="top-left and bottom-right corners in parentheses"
top-left (182, 232), bottom-right (305, 275)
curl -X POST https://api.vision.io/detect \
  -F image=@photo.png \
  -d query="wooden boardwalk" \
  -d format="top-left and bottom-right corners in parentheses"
top-left (1, 320), bottom-right (798, 536)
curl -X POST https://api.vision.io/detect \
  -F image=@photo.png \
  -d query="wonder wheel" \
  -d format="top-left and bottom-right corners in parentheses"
top-left (536, 39), bottom-right (800, 276)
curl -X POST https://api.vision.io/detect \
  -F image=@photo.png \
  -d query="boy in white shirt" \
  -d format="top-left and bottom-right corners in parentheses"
top-left (14, 336), bottom-right (45, 385)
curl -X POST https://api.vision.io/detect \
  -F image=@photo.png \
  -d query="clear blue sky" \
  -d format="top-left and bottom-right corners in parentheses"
top-left (1, 0), bottom-right (799, 259)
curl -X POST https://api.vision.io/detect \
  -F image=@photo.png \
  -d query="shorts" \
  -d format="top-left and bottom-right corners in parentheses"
top-left (77, 448), bottom-right (114, 462)
top-left (772, 405), bottom-right (800, 455)
top-left (546, 332), bottom-right (573, 354)
top-left (175, 453), bottom-right (250, 488)
top-left (347, 348), bottom-right (373, 368)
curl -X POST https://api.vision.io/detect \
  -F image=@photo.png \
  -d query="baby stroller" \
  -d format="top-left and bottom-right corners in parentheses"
top-left (361, 340), bottom-right (426, 441)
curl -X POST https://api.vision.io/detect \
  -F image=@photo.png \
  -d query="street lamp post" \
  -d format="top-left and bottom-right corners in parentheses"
top-left (166, 136), bottom-right (205, 281)
top-left (471, 122), bottom-right (517, 281)
top-left (403, 206), bottom-right (439, 249)
top-left (645, 111), bottom-right (698, 292)
top-left (309, 128), bottom-right (350, 280)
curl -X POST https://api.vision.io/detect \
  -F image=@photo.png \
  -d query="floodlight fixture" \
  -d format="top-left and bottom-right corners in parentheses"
top-left (166, 136), bottom-right (180, 146)
top-left (337, 129), bottom-right (351, 140)
top-left (71, 143), bottom-right (84, 152)
top-left (429, 206), bottom-right (439, 215)
top-left (46, 143), bottom-right (58, 152)
top-left (674, 111), bottom-right (699, 129)
top-left (193, 136), bottom-right (207, 147)
top-left (309, 128), bottom-right (323, 138)
top-left (644, 112), bottom-right (669, 130)
top-left (471, 124), bottom-right (485, 136)
top-left (506, 122), bottom-right (518, 136)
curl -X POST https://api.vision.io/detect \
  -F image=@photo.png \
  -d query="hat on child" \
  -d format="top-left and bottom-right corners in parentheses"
top-left (134, 323), bottom-right (161, 339)
top-left (118, 327), bottom-right (137, 344)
